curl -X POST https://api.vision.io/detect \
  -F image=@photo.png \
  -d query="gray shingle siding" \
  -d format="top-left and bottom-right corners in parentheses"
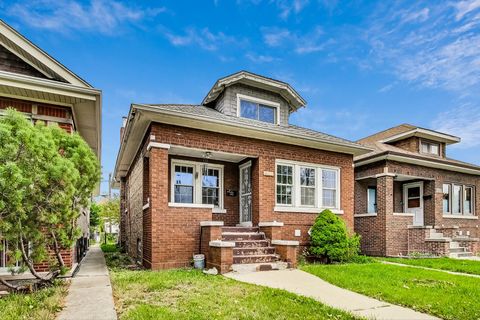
top-left (213, 83), bottom-right (290, 125)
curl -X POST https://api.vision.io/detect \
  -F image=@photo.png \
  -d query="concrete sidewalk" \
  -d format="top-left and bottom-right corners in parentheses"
top-left (225, 269), bottom-right (439, 320)
top-left (58, 245), bottom-right (117, 320)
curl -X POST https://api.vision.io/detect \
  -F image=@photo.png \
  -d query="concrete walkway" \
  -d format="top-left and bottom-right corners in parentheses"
top-left (58, 246), bottom-right (117, 320)
top-left (381, 260), bottom-right (480, 278)
top-left (225, 269), bottom-right (439, 320)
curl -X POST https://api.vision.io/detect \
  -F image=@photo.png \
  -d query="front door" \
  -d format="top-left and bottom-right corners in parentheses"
top-left (404, 182), bottom-right (424, 226)
top-left (239, 161), bottom-right (252, 226)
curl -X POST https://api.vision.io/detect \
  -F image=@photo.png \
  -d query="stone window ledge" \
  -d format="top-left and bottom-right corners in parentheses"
top-left (443, 215), bottom-right (478, 220)
top-left (393, 212), bottom-right (414, 217)
top-left (354, 213), bottom-right (377, 218)
top-left (274, 206), bottom-right (344, 215)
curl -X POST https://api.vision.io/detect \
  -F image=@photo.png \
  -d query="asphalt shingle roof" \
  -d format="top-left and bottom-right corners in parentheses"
top-left (145, 104), bottom-right (366, 150)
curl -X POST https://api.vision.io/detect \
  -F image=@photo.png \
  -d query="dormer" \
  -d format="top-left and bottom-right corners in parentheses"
top-left (202, 71), bottom-right (306, 126)
top-left (358, 124), bottom-right (460, 159)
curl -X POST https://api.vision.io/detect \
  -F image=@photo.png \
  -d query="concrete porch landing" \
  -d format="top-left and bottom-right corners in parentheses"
top-left (225, 269), bottom-right (439, 320)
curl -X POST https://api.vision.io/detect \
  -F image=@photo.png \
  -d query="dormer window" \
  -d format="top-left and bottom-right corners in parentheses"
top-left (420, 140), bottom-right (440, 156)
top-left (237, 94), bottom-right (279, 124)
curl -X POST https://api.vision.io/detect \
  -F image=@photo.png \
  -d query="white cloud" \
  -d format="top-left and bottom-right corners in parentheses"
top-left (7, 0), bottom-right (164, 34)
top-left (432, 103), bottom-right (480, 148)
top-left (163, 27), bottom-right (242, 51)
top-left (263, 28), bottom-right (291, 46)
top-left (245, 53), bottom-right (279, 63)
top-left (364, 2), bottom-right (480, 92)
top-left (236, 0), bottom-right (309, 19)
top-left (262, 26), bottom-right (333, 54)
top-left (454, 0), bottom-right (480, 20)
top-left (277, 0), bottom-right (310, 19)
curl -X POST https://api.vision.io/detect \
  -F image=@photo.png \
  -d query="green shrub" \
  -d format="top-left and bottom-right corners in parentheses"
top-left (309, 209), bottom-right (360, 263)
top-left (100, 243), bottom-right (118, 253)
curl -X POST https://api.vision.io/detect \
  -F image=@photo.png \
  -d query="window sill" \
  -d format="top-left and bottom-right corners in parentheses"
top-left (274, 206), bottom-right (344, 215)
top-left (354, 213), bottom-right (377, 218)
top-left (393, 212), bottom-right (415, 217)
top-left (443, 215), bottom-right (478, 220)
top-left (167, 203), bottom-right (227, 213)
top-left (168, 203), bottom-right (214, 209)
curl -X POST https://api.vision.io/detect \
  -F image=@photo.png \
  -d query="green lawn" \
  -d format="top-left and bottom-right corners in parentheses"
top-left (380, 257), bottom-right (480, 275)
top-left (0, 281), bottom-right (67, 320)
top-left (301, 262), bottom-right (480, 320)
top-left (104, 251), bottom-right (358, 320)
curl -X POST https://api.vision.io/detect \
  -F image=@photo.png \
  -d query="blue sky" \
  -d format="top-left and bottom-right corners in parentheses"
top-left (1, 0), bottom-right (480, 194)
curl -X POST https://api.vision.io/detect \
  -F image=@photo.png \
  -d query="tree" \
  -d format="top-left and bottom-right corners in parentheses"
top-left (309, 209), bottom-right (360, 263)
top-left (0, 109), bottom-right (100, 290)
top-left (98, 198), bottom-right (120, 238)
top-left (90, 202), bottom-right (101, 228)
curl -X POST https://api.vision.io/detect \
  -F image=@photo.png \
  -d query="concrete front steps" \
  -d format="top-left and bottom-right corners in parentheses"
top-left (449, 240), bottom-right (473, 258)
top-left (222, 226), bottom-right (281, 269)
top-left (428, 229), bottom-right (474, 258)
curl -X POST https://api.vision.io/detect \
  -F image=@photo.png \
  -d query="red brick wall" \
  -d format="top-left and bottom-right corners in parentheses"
top-left (121, 122), bottom-right (356, 269)
top-left (355, 159), bottom-right (480, 256)
top-left (390, 137), bottom-right (419, 153)
top-left (150, 123), bottom-right (355, 240)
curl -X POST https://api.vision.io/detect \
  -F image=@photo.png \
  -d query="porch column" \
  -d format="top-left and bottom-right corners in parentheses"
top-left (145, 146), bottom-right (169, 269)
top-left (377, 174), bottom-right (394, 256)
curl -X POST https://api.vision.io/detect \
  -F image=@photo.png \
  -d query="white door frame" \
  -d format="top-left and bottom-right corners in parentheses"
top-left (403, 181), bottom-right (424, 226)
top-left (239, 161), bottom-right (252, 227)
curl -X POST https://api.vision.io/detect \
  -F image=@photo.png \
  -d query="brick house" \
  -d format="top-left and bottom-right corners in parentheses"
top-left (0, 20), bottom-right (102, 273)
top-left (354, 124), bottom-right (480, 257)
top-left (114, 71), bottom-right (370, 273)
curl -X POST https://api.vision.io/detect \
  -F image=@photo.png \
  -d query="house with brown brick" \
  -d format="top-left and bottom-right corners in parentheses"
top-left (114, 71), bottom-right (370, 273)
top-left (0, 19), bottom-right (102, 273)
top-left (354, 124), bottom-right (480, 258)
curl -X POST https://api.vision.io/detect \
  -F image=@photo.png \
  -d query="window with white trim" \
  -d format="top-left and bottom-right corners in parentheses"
top-left (237, 94), bottom-right (279, 124)
top-left (367, 187), bottom-right (377, 213)
top-left (300, 167), bottom-right (316, 206)
top-left (276, 165), bottom-right (293, 205)
top-left (322, 170), bottom-right (337, 208)
top-left (443, 184), bottom-right (451, 214)
top-left (420, 140), bottom-right (440, 156)
top-left (453, 184), bottom-right (462, 214)
top-left (173, 165), bottom-right (194, 203)
top-left (202, 168), bottom-right (220, 206)
top-left (443, 183), bottom-right (475, 216)
top-left (464, 186), bottom-right (474, 215)
top-left (171, 160), bottom-right (224, 208)
top-left (275, 161), bottom-right (340, 210)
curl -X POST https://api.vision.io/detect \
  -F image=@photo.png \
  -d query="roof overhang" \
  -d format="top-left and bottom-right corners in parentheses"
top-left (114, 104), bottom-right (371, 181)
top-left (380, 128), bottom-right (460, 145)
top-left (0, 70), bottom-right (102, 158)
top-left (202, 71), bottom-right (307, 112)
top-left (0, 19), bottom-right (90, 86)
top-left (355, 152), bottom-right (480, 176)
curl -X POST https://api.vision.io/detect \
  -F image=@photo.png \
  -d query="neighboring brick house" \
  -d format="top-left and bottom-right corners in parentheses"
top-left (354, 124), bottom-right (480, 257)
top-left (0, 20), bottom-right (102, 273)
top-left (114, 71), bottom-right (370, 273)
